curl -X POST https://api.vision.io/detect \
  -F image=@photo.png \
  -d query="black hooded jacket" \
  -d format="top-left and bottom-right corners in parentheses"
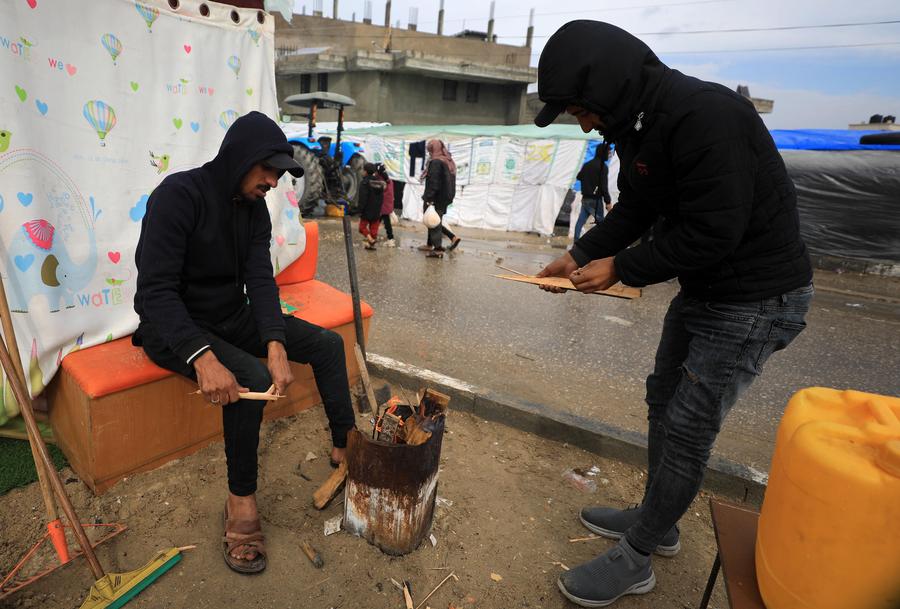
top-left (133, 111), bottom-right (291, 364)
top-left (538, 21), bottom-right (812, 301)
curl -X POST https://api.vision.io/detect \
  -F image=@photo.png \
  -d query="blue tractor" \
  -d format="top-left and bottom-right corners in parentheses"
top-left (283, 92), bottom-right (367, 214)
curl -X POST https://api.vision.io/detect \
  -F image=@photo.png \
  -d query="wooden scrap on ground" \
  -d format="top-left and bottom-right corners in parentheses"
top-left (313, 460), bottom-right (348, 509)
top-left (568, 534), bottom-right (602, 543)
top-left (493, 274), bottom-right (642, 299)
top-left (301, 540), bottom-right (324, 568)
top-left (414, 572), bottom-right (458, 609)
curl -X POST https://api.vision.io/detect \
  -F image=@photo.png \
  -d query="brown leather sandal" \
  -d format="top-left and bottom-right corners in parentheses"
top-left (223, 504), bottom-right (267, 574)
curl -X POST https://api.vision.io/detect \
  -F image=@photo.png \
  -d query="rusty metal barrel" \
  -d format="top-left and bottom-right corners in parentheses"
top-left (343, 422), bottom-right (445, 555)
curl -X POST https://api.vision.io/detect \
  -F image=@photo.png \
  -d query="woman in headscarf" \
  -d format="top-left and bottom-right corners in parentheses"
top-left (418, 139), bottom-right (461, 258)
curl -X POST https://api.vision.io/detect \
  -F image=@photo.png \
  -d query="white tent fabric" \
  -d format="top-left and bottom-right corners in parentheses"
top-left (0, 0), bottom-right (301, 423)
top-left (351, 129), bottom-right (594, 236)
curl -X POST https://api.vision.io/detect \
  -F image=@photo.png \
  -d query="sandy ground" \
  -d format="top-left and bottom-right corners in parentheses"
top-left (0, 383), bottom-right (733, 609)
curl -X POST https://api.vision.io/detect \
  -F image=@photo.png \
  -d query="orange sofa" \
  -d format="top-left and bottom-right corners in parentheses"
top-left (47, 222), bottom-right (373, 494)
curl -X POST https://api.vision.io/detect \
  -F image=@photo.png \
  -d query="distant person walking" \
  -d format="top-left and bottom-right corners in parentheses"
top-left (358, 162), bottom-right (386, 250)
top-left (418, 139), bottom-right (461, 258)
top-left (376, 163), bottom-right (397, 248)
top-left (574, 143), bottom-right (612, 239)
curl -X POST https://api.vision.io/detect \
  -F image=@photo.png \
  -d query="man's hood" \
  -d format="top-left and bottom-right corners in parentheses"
top-left (535, 21), bottom-right (669, 140)
top-left (208, 110), bottom-right (294, 196)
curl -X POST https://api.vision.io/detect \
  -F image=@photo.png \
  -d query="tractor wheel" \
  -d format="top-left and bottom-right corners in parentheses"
top-left (291, 145), bottom-right (325, 213)
top-left (342, 153), bottom-right (366, 214)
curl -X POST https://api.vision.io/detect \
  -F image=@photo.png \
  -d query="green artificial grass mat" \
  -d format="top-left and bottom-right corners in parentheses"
top-left (0, 437), bottom-right (67, 496)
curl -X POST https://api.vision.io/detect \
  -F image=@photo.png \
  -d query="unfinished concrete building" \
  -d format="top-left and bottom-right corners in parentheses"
top-left (274, 8), bottom-right (537, 126)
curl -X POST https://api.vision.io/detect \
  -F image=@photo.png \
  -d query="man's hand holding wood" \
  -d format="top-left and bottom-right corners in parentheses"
top-left (570, 256), bottom-right (619, 293)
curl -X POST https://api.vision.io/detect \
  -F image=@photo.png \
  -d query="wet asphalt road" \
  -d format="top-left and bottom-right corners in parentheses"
top-left (312, 218), bottom-right (900, 471)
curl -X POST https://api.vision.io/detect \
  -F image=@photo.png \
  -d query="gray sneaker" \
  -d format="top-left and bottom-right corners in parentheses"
top-left (557, 539), bottom-right (655, 607)
top-left (579, 505), bottom-right (681, 557)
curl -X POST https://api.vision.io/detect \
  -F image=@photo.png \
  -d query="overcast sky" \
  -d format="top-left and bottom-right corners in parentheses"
top-left (290, 0), bottom-right (900, 129)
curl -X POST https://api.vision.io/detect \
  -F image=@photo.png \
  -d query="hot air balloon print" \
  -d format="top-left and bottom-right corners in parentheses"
top-left (101, 33), bottom-right (122, 65)
top-left (83, 100), bottom-right (117, 146)
top-left (247, 29), bottom-right (261, 46)
top-left (218, 109), bottom-right (239, 130)
top-left (135, 2), bottom-right (159, 33)
top-left (227, 55), bottom-right (241, 78)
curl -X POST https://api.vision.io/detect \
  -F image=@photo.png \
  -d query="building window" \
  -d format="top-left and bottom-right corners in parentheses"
top-left (466, 82), bottom-right (480, 103)
top-left (300, 74), bottom-right (311, 94)
top-left (317, 73), bottom-right (329, 92)
top-left (442, 80), bottom-right (458, 101)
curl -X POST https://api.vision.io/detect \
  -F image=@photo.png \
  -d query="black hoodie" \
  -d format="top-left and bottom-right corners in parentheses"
top-left (537, 21), bottom-right (812, 301)
top-left (133, 111), bottom-right (292, 365)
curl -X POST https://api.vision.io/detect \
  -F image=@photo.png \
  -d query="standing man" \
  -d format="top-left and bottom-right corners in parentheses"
top-left (133, 111), bottom-right (356, 574)
top-left (574, 142), bottom-right (613, 239)
top-left (533, 21), bottom-right (813, 607)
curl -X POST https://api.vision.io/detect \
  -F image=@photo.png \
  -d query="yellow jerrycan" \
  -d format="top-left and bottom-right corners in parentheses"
top-left (756, 388), bottom-right (900, 609)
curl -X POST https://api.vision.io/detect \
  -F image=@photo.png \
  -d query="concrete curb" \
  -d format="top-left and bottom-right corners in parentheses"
top-left (366, 353), bottom-right (768, 504)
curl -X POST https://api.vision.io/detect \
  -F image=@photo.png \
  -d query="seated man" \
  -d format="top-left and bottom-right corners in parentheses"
top-left (133, 111), bottom-right (356, 574)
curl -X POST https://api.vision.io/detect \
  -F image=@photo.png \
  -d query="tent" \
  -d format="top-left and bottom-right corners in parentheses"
top-left (343, 124), bottom-right (609, 236)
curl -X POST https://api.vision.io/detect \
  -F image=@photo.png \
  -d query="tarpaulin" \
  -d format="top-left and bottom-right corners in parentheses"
top-left (782, 150), bottom-right (900, 262)
top-left (771, 129), bottom-right (900, 151)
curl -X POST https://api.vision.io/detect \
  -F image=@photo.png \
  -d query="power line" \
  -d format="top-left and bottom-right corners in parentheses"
top-left (498, 17), bottom-right (900, 40)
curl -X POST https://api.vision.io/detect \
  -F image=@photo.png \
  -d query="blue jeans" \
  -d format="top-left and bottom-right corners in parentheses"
top-left (624, 284), bottom-right (814, 554)
top-left (574, 198), bottom-right (602, 239)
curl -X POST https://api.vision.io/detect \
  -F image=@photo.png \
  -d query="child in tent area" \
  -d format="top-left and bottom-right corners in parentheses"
top-left (376, 164), bottom-right (397, 247)
top-left (358, 162), bottom-right (386, 250)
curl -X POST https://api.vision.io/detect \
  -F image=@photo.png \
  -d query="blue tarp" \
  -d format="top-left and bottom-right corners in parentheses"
top-left (769, 129), bottom-right (900, 151)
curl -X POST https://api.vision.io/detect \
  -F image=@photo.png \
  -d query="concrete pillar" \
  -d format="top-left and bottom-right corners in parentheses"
top-left (526, 9), bottom-right (534, 47)
top-left (384, 1), bottom-right (391, 27)
top-left (333, 0), bottom-right (338, 19)
top-left (313, 0), bottom-right (323, 17)
top-left (486, 1), bottom-right (495, 43)
top-left (408, 6), bottom-right (418, 31)
top-left (437, 0), bottom-right (444, 35)
top-left (363, 0), bottom-right (372, 24)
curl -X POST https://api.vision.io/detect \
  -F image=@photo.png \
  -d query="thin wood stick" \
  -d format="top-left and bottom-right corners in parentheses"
top-left (414, 572), bottom-right (457, 609)
top-left (176, 545), bottom-right (197, 551)
top-left (189, 385), bottom-right (284, 401)
top-left (568, 535), bottom-right (602, 543)
top-left (495, 263), bottom-right (528, 276)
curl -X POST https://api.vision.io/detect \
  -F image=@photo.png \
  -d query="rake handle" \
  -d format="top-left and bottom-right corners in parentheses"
top-left (0, 278), bottom-right (58, 526)
top-left (0, 331), bottom-right (105, 579)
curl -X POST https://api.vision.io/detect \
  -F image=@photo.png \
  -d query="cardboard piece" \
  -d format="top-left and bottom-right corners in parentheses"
top-left (493, 274), bottom-right (642, 300)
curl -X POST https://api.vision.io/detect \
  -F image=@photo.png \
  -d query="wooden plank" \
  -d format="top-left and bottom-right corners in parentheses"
top-left (313, 460), bottom-right (348, 510)
top-left (353, 343), bottom-right (375, 414)
top-left (709, 499), bottom-right (766, 609)
top-left (492, 274), bottom-right (641, 299)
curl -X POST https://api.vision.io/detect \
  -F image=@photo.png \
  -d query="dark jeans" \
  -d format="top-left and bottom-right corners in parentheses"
top-left (140, 310), bottom-right (356, 496)
top-left (381, 213), bottom-right (394, 240)
top-left (624, 284), bottom-right (813, 554)
top-left (574, 197), bottom-right (602, 239)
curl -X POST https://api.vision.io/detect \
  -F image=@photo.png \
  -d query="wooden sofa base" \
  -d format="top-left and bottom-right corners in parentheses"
top-left (47, 319), bottom-right (369, 494)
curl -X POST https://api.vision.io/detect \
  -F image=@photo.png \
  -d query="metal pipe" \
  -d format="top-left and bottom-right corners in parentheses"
top-left (526, 8), bottom-right (534, 47)
top-left (333, 0), bottom-right (338, 19)
top-left (408, 6), bottom-right (418, 31)
top-left (437, 0), bottom-right (444, 35)
top-left (384, 0), bottom-right (391, 27)
top-left (486, 1), bottom-right (495, 42)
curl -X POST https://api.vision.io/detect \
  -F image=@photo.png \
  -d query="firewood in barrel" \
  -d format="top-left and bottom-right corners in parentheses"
top-left (419, 388), bottom-right (450, 417)
top-left (313, 460), bottom-right (348, 509)
top-left (402, 415), bottom-right (432, 446)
